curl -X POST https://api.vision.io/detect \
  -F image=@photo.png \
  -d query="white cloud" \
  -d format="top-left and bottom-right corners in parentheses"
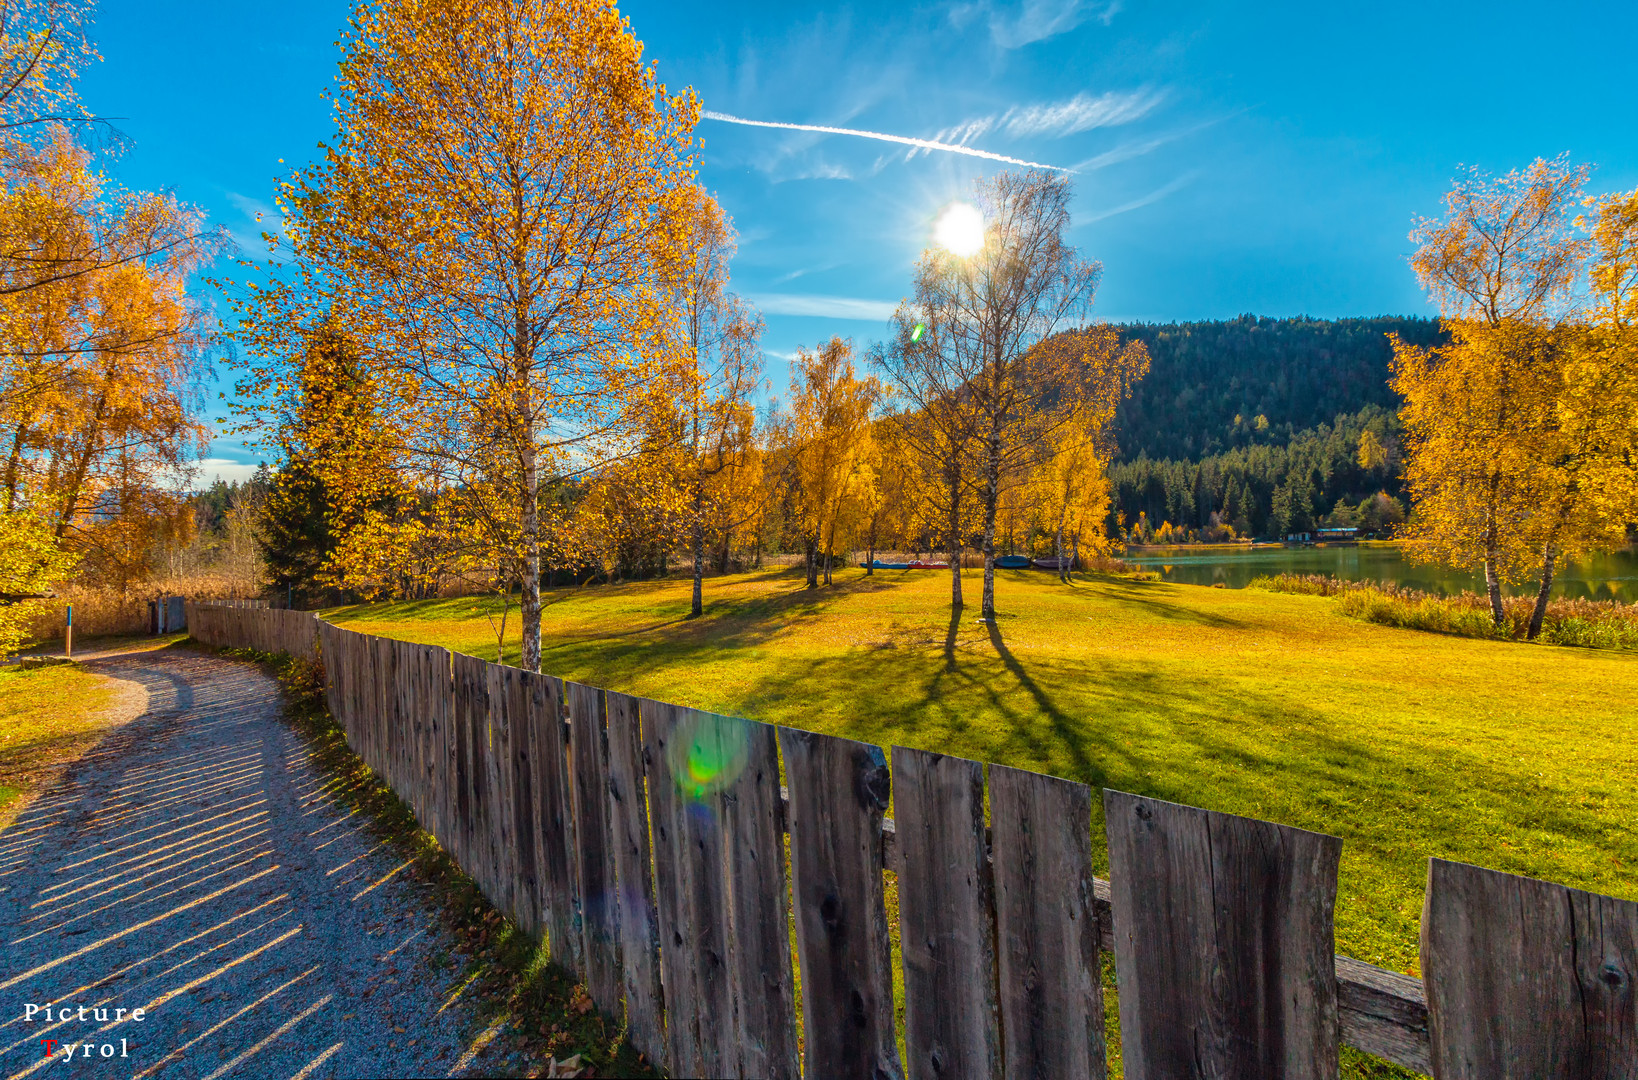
top-left (910, 88), bottom-right (1165, 161)
top-left (195, 457), bottom-right (267, 485)
top-left (1002, 89), bottom-right (1165, 137)
top-left (750, 293), bottom-right (900, 321)
top-left (774, 262), bottom-right (840, 284)
top-left (1079, 172), bottom-right (1197, 224)
top-left (953, 0), bottom-right (1123, 48)
top-left (703, 112), bottom-right (1074, 172)
top-left (224, 191), bottom-right (291, 263)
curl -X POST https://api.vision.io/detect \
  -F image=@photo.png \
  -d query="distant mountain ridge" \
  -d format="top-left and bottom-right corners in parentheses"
top-left (1109, 315), bottom-right (1444, 463)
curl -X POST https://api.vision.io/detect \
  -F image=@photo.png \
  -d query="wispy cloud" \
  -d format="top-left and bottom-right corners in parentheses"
top-left (774, 262), bottom-right (841, 284)
top-left (749, 293), bottom-right (900, 321)
top-left (224, 192), bottom-right (290, 264)
top-left (1003, 88), bottom-right (1165, 137)
top-left (952, 0), bottom-right (1123, 49)
top-left (702, 111), bottom-right (1075, 172)
top-left (914, 88), bottom-right (1165, 160)
top-left (1079, 172), bottom-right (1197, 224)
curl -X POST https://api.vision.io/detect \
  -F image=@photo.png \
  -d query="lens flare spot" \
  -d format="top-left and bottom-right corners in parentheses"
top-left (910, 323), bottom-right (926, 343)
top-left (666, 711), bottom-right (750, 801)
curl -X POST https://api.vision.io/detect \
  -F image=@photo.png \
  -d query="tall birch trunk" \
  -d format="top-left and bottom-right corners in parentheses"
top-left (520, 431), bottom-right (542, 673)
top-left (980, 436), bottom-right (1000, 619)
top-left (947, 468), bottom-right (963, 609)
top-left (689, 506), bottom-right (705, 619)
top-left (1527, 542), bottom-right (1557, 640)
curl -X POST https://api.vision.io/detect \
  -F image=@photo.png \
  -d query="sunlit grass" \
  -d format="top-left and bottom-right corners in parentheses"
top-left (326, 567), bottom-right (1638, 983)
top-left (0, 662), bottom-right (119, 822)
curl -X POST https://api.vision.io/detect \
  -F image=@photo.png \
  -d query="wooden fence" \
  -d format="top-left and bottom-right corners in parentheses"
top-left (187, 602), bottom-right (316, 661)
top-left (183, 601), bottom-right (1638, 1079)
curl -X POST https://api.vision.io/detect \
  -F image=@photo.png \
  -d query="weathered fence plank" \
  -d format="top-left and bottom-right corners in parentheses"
top-left (567, 682), bottom-right (620, 1014)
top-left (424, 645), bottom-right (451, 845)
top-left (604, 690), bottom-right (665, 1068)
top-left (452, 653), bottom-right (493, 903)
top-left (377, 635), bottom-right (399, 789)
top-left (395, 640), bottom-right (422, 813)
top-left (1421, 857), bottom-right (1638, 1078)
top-left (525, 670), bottom-right (580, 973)
top-left (990, 763), bottom-right (1104, 1080)
top-left (1104, 789), bottom-right (1343, 1080)
top-left (484, 663), bottom-right (518, 921)
top-left (778, 726), bottom-right (902, 1080)
top-left (500, 666), bottom-right (545, 938)
top-left (644, 700), bottom-right (736, 1078)
top-left (723, 718), bottom-right (798, 1080)
top-left (892, 747), bottom-right (998, 1080)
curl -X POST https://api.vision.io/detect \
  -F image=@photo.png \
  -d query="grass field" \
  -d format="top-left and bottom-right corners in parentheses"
top-left (0, 662), bottom-right (119, 821)
top-left (326, 566), bottom-right (1638, 980)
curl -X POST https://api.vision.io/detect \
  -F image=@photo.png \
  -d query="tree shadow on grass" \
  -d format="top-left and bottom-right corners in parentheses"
top-left (1089, 577), bottom-right (1248, 629)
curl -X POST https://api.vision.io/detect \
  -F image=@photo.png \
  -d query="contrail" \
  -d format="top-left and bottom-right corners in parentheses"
top-left (701, 111), bottom-right (1076, 173)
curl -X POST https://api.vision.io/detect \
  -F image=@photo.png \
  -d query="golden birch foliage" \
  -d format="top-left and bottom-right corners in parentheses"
top-left (1392, 320), bottom-right (1563, 582)
top-left (1395, 156), bottom-right (1624, 624)
top-left (667, 186), bottom-right (763, 605)
top-left (0, 504), bottom-right (75, 653)
top-left (232, 0), bottom-right (699, 669)
top-left (1399, 162), bottom-right (1638, 632)
top-left (789, 337), bottom-right (881, 567)
top-left (1031, 423), bottom-right (1114, 564)
top-left (1411, 155), bottom-right (1589, 326)
top-left (0, 134), bottom-right (214, 591)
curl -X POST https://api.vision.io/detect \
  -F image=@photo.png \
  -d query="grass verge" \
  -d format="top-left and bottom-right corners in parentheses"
top-left (0, 660), bottom-right (119, 825)
top-left (220, 644), bottom-right (658, 1079)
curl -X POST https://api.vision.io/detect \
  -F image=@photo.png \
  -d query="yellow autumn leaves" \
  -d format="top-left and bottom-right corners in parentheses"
top-left (0, 0), bottom-right (222, 650)
top-left (1394, 157), bottom-right (1638, 635)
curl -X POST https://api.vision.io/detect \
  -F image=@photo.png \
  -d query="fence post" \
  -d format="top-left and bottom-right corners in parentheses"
top-left (1421, 857), bottom-right (1638, 1078)
top-left (991, 763), bottom-right (1106, 1079)
top-left (1104, 789), bottom-right (1343, 1080)
top-left (892, 747), bottom-right (999, 1080)
top-left (779, 727), bottom-right (902, 1080)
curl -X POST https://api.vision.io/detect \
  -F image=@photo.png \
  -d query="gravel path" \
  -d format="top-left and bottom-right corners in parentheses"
top-left (0, 649), bottom-right (484, 1079)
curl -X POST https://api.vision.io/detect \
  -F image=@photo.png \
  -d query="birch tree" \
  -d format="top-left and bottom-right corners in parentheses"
top-left (878, 171), bottom-right (1146, 618)
top-left (233, 0), bottom-right (699, 671)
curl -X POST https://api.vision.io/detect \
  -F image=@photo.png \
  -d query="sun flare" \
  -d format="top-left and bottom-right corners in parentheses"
top-left (934, 202), bottom-right (985, 257)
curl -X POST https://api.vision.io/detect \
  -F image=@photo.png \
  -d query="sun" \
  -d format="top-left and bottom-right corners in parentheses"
top-left (934, 202), bottom-right (985, 257)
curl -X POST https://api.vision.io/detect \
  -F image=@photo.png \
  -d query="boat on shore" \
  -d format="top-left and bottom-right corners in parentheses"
top-left (869, 559), bottom-right (950, 570)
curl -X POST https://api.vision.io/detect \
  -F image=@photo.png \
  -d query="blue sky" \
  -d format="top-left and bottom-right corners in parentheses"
top-left (77, 0), bottom-right (1637, 482)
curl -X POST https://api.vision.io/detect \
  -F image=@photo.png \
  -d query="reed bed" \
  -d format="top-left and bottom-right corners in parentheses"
top-left (1247, 572), bottom-right (1638, 650)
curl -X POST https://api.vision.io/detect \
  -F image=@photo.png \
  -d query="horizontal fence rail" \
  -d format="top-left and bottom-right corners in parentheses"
top-left (183, 601), bottom-right (1638, 1079)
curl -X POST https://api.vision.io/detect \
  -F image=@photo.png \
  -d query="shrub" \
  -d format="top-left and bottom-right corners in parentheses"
top-left (1250, 573), bottom-right (1638, 650)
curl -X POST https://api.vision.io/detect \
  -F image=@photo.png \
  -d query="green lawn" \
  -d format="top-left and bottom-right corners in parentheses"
top-left (0, 662), bottom-right (118, 823)
top-left (326, 567), bottom-right (1638, 978)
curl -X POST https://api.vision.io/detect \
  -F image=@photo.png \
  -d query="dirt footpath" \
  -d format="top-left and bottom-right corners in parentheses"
top-left (0, 649), bottom-right (484, 1079)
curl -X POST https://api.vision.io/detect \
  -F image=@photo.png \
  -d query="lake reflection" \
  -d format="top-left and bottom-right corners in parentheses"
top-left (1122, 543), bottom-right (1638, 602)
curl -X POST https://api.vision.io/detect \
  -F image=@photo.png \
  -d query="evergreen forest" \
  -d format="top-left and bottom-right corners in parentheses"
top-left (1101, 316), bottom-right (1444, 539)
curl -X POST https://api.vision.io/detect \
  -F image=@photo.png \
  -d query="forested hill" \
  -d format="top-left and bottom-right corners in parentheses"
top-left (1109, 315), bottom-right (1444, 462)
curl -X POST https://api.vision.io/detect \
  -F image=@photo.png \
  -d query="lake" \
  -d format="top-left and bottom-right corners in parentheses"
top-left (1122, 542), bottom-right (1638, 602)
